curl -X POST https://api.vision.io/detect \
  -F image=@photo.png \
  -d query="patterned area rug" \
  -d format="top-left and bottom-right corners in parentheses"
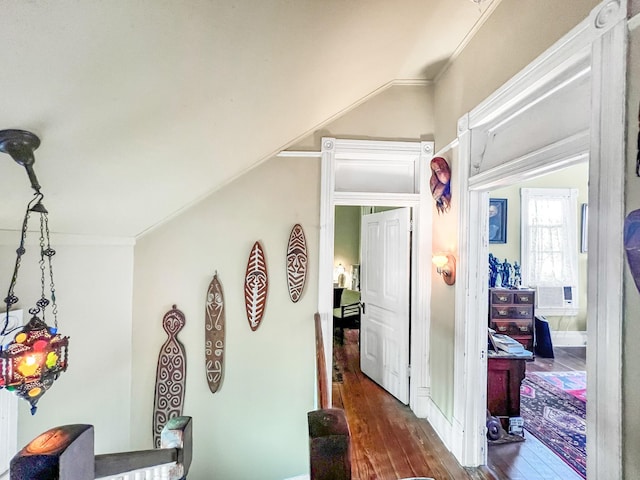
top-left (520, 371), bottom-right (586, 478)
top-left (530, 370), bottom-right (587, 402)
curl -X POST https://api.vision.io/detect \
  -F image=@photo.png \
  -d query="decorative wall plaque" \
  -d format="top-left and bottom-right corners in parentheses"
top-left (286, 224), bottom-right (308, 303)
top-left (152, 305), bottom-right (186, 448)
top-left (429, 156), bottom-right (452, 214)
top-left (205, 272), bottom-right (225, 393)
top-left (625, 209), bottom-right (640, 294)
top-left (244, 241), bottom-right (268, 331)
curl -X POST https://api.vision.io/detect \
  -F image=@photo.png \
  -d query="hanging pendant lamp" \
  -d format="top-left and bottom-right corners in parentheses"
top-left (0, 129), bottom-right (69, 415)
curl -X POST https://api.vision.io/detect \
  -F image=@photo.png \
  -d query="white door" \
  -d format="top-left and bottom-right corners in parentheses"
top-left (359, 207), bottom-right (411, 404)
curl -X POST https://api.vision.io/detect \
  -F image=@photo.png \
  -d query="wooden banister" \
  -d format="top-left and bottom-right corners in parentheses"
top-left (9, 416), bottom-right (192, 480)
top-left (308, 408), bottom-right (351, 480)
top-left (314, 312), bottom-right (329, 409)
top-left (310, 314), bottom-right (351, 479)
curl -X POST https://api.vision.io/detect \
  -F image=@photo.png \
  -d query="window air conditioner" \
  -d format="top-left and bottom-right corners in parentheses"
top-left (535, 286), bottom-right (578, 316)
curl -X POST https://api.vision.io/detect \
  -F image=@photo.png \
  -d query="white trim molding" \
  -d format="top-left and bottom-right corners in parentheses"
top-left (319, 138), bottom-right (433, 416)
top-left (552, 330), bottom-right (588, 347)
top-left (453, 2), bottom-right (626, 479)
top-left (426, 398), bottom-right (454, 452)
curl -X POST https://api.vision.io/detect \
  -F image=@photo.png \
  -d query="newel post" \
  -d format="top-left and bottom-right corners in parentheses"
top-left (10, 424), bottom-right (95, 480)
top-left (308, 409), bottom-right (351, 480)
top-left (161, 416), bottom-right (193, 477)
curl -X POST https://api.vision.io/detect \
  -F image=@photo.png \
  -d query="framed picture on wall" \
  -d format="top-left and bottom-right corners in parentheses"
top-left (489, 198), bottom-right (507, 244)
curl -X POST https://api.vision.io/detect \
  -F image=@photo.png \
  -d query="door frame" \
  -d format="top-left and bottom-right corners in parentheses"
top-left (318, 138), bottom-right (434, 415)
top-left (453, 2), bottom-right (625, 477)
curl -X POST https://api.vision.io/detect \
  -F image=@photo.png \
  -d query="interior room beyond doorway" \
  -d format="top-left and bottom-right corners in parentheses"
top-left (485, 161), bottom-right (588, 480)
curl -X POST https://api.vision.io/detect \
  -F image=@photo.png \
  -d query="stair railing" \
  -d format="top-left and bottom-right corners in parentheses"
top-left (9, 416), bottom-right (191, 480)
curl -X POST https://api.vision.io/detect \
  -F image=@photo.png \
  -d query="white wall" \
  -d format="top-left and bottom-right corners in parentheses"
top-left (0, 233), bottom-right (134, 454)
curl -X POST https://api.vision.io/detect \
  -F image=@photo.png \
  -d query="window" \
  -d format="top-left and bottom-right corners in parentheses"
top-left (521, 188), bottom-right (579, 315)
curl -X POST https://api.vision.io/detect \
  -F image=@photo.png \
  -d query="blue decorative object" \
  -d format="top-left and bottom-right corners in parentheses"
top-left (624, 209), bottom-right (640, 294)
top-left (488, 255), bottom-right (520, 289)
top-left (489, 254), bottom-right (499, 288)
top-left (501, 259), bottom-right (512, 287)
top-left (513, 262), bottom-right (522, 288)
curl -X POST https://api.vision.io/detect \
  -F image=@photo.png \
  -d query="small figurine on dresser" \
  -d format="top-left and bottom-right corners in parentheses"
top-left (489, 254), bottom-right (500, 288)
top-left (489, 255), bottom-right (521, 289)
top-left (513, 261), bottom-right (522, 288)
top-left (501, 259), bottom-right (512, 288)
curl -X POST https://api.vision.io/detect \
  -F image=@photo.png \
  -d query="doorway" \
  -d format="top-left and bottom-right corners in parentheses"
top-left (318, 138), bottom-right (433, 416)
top-left (333, 206), bottom-right (412, 404)
top-left (452, 5), bottom-right (625, 477)
top-left (486, 163), bottom-right (588, 479)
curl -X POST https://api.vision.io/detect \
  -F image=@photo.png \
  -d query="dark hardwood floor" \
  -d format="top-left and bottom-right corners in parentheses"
top-left (486, 346), bottom-right (586, 480)
top-left (332, 329), bottom-right (495, 480)
top-left (332, 329), bottom-right (586, 480)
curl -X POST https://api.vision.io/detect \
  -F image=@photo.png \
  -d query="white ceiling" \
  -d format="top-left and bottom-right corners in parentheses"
top-left (0, 0), bottom-right (495, 238)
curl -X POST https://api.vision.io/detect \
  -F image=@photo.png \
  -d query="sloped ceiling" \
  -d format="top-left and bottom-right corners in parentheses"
top-left (0, 0), bottom-right (494, 238)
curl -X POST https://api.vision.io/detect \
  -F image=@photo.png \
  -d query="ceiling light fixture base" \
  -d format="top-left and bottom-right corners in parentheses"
top-left (0, 129), bottom-right (42, 193)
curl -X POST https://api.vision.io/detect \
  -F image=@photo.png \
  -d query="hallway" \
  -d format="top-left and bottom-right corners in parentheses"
top-left (332, 329), bottom-right (494, 479)
top-left (332, 329), bottom-right (584, 479)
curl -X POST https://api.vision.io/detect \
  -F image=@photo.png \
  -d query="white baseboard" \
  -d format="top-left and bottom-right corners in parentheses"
top-left (412, 387), bottom-right (430, 418)
top-left (551, 330), bottom-right (587, 346)
top-left (425, 398), bottom-right (454, 451)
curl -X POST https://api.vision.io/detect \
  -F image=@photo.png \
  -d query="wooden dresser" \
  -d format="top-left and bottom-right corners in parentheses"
top-left (488, 288), bottom-right (535, 351)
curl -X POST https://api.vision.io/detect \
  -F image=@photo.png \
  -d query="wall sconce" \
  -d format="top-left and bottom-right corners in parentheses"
top-left (432, 253), bottom-right (456, 285)
top-left (0, 129), bottom-right (69, 415)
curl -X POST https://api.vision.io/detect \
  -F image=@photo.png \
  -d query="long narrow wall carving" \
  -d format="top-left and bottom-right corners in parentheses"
top-left (244, 241), bottom-right (268, 331)
top-left (286, 224), bottom-right (308, 303)
top-left (205, 273), bottom-right (225, 393)
top-left (152, 305), bottom-right (187, 448)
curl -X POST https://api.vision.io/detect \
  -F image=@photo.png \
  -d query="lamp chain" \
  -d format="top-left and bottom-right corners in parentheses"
top-left (43, 212), bottom-right (58, 328)
top-left (38, 213), bottom-right (48, 323)
top-left (1, 198), bottom-right (34, 337)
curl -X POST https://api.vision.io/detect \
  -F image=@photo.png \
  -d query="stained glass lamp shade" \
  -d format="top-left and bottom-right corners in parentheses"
top-left (1, 314), bottom-right (69, 413)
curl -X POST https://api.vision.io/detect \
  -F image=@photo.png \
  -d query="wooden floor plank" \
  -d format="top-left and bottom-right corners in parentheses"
top-left (333, 330), bottom-right (586, 480)
top-left (333, 329), bottom-right (487, 480)
top-left (487, 347), bottom-right (585, 480)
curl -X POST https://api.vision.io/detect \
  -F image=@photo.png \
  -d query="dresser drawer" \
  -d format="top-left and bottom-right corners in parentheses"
top-left (490, 291), bottom-right (513, 304)
top-left (514, 291), bottom-right (534, 304)
top-left (491, 319), bottom-right (532, 335)
top-left (511, 305), bottom-right (533, 319)
top-left (491, 306), bottom-right (511, 318)
top-left (491, 304), bottom-right (533, 319)
top-left (510, 335), bottom-right (534, 350)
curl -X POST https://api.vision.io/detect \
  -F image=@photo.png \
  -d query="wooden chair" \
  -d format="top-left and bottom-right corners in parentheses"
top-left (333, 289), bottom-right (361, 345)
